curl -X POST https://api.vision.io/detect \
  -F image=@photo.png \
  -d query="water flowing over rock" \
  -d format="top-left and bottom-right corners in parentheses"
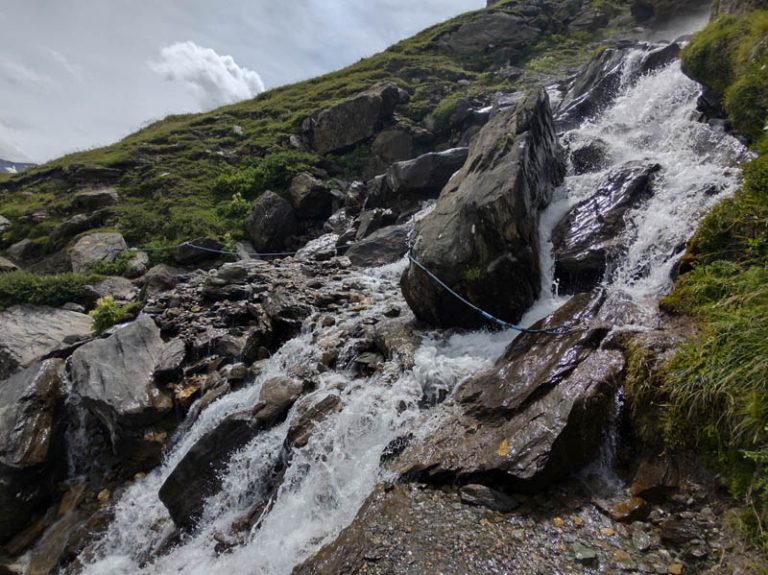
top-left (305, 83), bottom-right (400, 154)
top-left (393, 290), bottom-right (624, 487)
top-left (0, 360), bottom-right (65, 542)
top-left (246, 191), bottom-right (298, 253)
top-left (71, 315), bottom-right (173, 466)
top-left (553, 162), bottom-right (660, 293)
top-left (401, 89), bottom-right (565, 329)
top-left (70, 232), bottom-right (128, 274)
top-left (0, 305), bottom-right (93, 379)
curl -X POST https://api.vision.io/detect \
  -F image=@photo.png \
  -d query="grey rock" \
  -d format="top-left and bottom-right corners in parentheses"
top-left (70, 232), bottom-right (128, 274)
top-left (372, 129), bottom-right (415, 164)
top-left (385, 148), bottom-right (468, 198)
top-left (82, 276), bottom-right (139, 305)
top-left (0, 256), bottom-right (18, 273)
top-left (71, 315), bottom-right (173, 463)
top-left (7, 238), bottom-right (45, 263)
top-left (154, 338), bottom-right (187, 381)
top-left (289, 173), bottom-right (334, 221)
top-left (50, 211), bottom-right (109, 244)
top-left (401, 90), bottom-right (565, 329)
top-left (0, 215), bottom-right (10, 233)
top-left (570, 139), bottom-right (610, 174)
top-left (72, 187), bottom-right (119, 210)
top-left (0, 305), bottom-right (92, 379)
top-left (124, 251), bottom-right (150, 278)
top-left (142, 264), bottom-right (184, 296)
top-left (459, 485), bottom-right (522, 512)
top-left (306, 83), bottom-right (399, 154)
top-left (346, 224), bottom-right (410, 268)
top-left (0, 360), bottom-right (66, 542)
top-left (355, 209), bottom-right (397, 241)
top-left (173, 237), bottom-right (225, 265)
top-left (553, 162), bottom-right (660, 293)
top-left (246, 191), bottom-right (298, 253)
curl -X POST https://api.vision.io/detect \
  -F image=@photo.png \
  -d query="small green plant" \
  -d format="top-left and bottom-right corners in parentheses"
top-left (89, 296), bottom-right (142, 336)
top-left (464, 267), bottom-right (483, 281)
top-left (87, 252), bottom-right (137, 276)
top-left (212, 151), bottom-right (317, 200)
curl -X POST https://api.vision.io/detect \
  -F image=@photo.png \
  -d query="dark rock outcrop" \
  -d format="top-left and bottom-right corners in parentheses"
top-left (246, 191), bottom-right (298, 253)
top-left (289, 173), bottom-right (335, 221)
top-left (393, 291), bottom-right (624, 488)
top-left (552, 162), bottom-right (660, 293)
top-left (0, 360), bottom-right (66, 542)
top-left (346, 224), bottom-right (410, 268)
top-left (71, 315), bottom-right (173, 466)
top-left (7, 238), bottom-right (45, 263)
top-left (305, 83), bottom-right (400, 154)
top-left (173, 237), bottom-right (225, 265)
top-left (385, 148), bottom-right (468, 199)
top-left (72, 188), bottom-right (119, 210)
top-left (159, 376), bottom-right (304, 528)
top-left (401, 90), bottom-right (565, 329)
top-left (0, 305), bottom-right (92, 379)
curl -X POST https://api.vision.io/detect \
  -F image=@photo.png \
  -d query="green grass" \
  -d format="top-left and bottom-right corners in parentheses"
top-left (89, 296), bottom-right (142, 335)
top-left (0, 271), bottom-right (98, 310)
top-left (0, 0), bottom-right (628, 251)
top-left (653, 16), bottom-right (768, 549)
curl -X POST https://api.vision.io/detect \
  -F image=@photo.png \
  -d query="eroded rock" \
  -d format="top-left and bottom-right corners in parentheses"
top-left (70, 232), bottom-right (128, 274)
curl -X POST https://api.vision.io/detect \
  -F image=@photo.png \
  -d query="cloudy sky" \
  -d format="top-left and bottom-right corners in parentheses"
top-left (0, 0), bottom-right (483, 163)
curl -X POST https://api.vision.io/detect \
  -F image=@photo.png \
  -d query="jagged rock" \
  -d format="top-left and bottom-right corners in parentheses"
top-left (154, 338), bottom-right (187, 381)
top-left (0, 360), bottom-right (66, 543)
top-left (355, 209), bottom-right (397, 241)
top-left (72, 188), bottom-right (119, 210)
top-left (401, 90), bottom-right (565, 329)
top-left (7, 238), bottom-right (45, 263)
top-left (346, 224), bottom-right (410, 268)
top-left (70, 315), bottom-right (173, 465)
top-left (552, 162), bottom-right (660, 293)
top-left (124, 250), bottom-right (149, 278)
top-left (639, 42), bottom-right (681, 76)
top-left (0, 256), bottom-right (18, 273)
top-left (246, 191), bottom-right (298, 252)
top-left (459, 485), bottom-right (523, 512)
top-left (393, 291), bottom-right (624, 488)
top-left (50, 212), bottom-right (107, 244)
top-left (289, 173), bottom-right (335, 221)
top-left (263, 288), bottom-right (313, 342)
top-left (295, 234), bottom-right (339, 262)
top-left (82, 276), bottom-right (139, 305)
top-left (372, 129), bottom-right (415, 164)
top-left (70, 232), bottom-right (128, 274)
top-left (385, 148), bottom-right (468, 198)
top-left (141, 264), bottom-right (184, 296)
top-left (0, 305), bottom-right (92, 379)
top-left (305, 83), bottom-right (400, 154)
top-left (286, 393), bottom-right (343, 449)
top-left (159, 376), bottom-right (301, 528)
top-left (173, 237), bottom-right (225, 265)
top-left (570, 139), bottom-right (610, 174)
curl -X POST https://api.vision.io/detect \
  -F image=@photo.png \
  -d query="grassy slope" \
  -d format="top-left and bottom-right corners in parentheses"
top-left (0, 0), bottom-right (624, 251)
top-left (633, 7), bottom-right (768, 550)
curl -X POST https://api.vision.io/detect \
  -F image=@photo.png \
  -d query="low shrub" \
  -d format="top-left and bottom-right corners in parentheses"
top-left (0, 271), bottom-right (96, 310)
top-left (90, 296), bottom-right (142, 336)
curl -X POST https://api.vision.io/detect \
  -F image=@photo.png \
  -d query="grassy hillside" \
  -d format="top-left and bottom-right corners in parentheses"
top-left (632, 6), bottom-right (768, 551)
top-left (0, 0), bottom-right (630, 254)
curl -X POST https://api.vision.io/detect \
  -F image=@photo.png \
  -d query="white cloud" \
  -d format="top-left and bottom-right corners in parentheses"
top-left (0, 59), bottom-right (52, 90)
top-left (149, 41), bottom-right (264, 109)
top-left (46, 48), bottom-right (83, 81)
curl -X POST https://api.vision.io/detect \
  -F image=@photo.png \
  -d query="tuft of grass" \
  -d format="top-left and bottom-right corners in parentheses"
top-left (0, 271), bottom-right (97, 310)
top-left (89, 296), bottom-right (143, 336)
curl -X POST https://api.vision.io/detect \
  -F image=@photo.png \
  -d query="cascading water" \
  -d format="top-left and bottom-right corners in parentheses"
top-left (76, 52), bottom-right (747, 575)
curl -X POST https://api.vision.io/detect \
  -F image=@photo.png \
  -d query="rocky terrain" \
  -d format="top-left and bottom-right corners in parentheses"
top-left (0, 0), bottom-right (765, 574)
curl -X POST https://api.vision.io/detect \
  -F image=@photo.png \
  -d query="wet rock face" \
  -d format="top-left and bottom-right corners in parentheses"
top-left (552, 162), bottom-right (660, 293)
top-left (71, 315), bottom-right (173, 465)
top-left (556, 42), bottom-right (683, 131)
top-left (0, 305), bottom-right (93, 379)
top-left (0, 360), bottom-right (66, 543)
top-left (401, 89), bottom-right (565, 329)
top-left (246, 191), bottom-right (298, 253)
top-left (305, 83), bottom-right (400, 154)
top-left (393, 291), bottom-right (624, 488)
top-left (70, 232), bottom-right (128, 274)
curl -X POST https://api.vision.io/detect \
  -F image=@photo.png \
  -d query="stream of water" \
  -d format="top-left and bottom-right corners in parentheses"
top-left (76, 51), bottom-right (746, 575)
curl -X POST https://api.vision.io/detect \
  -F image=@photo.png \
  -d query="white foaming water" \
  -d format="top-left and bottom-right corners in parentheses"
top-left (78, 53), bottom-right (747, 575)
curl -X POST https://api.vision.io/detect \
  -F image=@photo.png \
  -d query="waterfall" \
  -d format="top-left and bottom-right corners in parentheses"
top-left (76, 56), bottom-right (746, 575)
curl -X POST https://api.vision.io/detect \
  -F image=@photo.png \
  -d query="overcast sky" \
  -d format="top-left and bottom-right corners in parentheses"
top-left (0, 0), bottom-right (483, 163)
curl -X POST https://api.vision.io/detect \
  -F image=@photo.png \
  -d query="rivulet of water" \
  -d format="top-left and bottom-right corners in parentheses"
top-left (77, 52), bottom-right (747, 575)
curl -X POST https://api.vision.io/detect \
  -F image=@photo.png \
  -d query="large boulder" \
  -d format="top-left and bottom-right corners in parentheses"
top-left (159, 376), bottom-right (304, 528)
top-left (72, 187), bottom-right (119, 210)
top-left (0, 360), bottom-right (66, 543)
top-left (346, 224), bottom-right (410, 268)
top-left (70, 315), bottom-right (173, 465)
top-left (7, 238), bottom-right (45, 263)
top-left (305, 83), bottom-right (400, 154)
top-left (385, 148), bottom-right (469, 198)
top-left (0, 305), bottom-right (93, 379)
top-left (70, 232), bottom-right (128, 274)
top-left (401, 90), bottom-right (565, 329)
top-left (246, 191), bottom-right (298, 253)
top-left (393, 290), bottom-right (624, 488)
top-left (289, 173), bottom-right (335, 221)
top-left (552, 162), bottom-right (660, 293)
top-left (172, 237), bottom-right (225, 265)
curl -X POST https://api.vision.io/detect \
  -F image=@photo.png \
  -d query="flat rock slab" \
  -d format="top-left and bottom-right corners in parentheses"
top-left (0, 305), bottom-right (93, 379)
